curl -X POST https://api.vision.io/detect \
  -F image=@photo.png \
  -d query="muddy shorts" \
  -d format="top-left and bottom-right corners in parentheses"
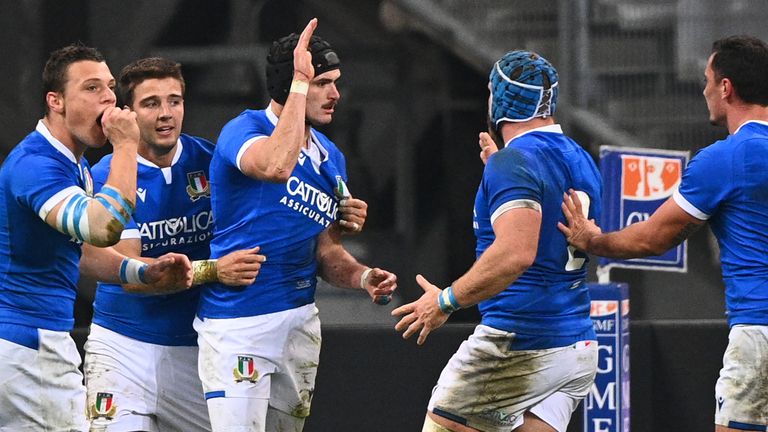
top-left (193, 303), bottom-right (321, 428)
top-left (715, 324), bottom-right (768, 430)
top-left (428, 324), bottom-right (597, 432)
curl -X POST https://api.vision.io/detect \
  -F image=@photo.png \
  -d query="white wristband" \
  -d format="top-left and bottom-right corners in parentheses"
top-left (290, 80), bottom-right (309, 95)
top-left (360, 267), bottom-right (373, 289)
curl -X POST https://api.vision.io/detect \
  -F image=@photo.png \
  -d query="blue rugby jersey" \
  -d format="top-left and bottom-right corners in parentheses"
top-left (199, 106), bottom-right (347, 318)
top-left (474, 125), bottom-right (603, 349)
top-left (673, 120), bottom-right (768, 326)
top-left (91, 134), bottom-right (215, 346)
top-left (0, 121), bottom-right (94, 333)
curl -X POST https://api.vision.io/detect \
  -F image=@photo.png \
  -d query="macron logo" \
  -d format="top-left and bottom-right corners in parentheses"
top-left (298, 153), bottom-right (306, 166)
top-left (137, 188), bottom-right (147, 202)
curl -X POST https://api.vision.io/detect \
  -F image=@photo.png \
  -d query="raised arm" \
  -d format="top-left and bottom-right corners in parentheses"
top-left (239, 19), bottom-right (317, 182)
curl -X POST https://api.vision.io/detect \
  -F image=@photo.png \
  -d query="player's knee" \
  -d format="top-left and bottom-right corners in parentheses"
top-left (422, 414), bottom-right (455, 432)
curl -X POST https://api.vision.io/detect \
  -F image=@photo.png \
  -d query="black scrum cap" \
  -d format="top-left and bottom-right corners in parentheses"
top-left (266, 33), bottom-right (340, 104)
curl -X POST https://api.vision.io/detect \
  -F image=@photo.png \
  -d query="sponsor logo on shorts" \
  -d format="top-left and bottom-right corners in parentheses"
top-left (233, 355), bottom-right (259, 383)
top-left (89, 392), bottom-right (117, 419)
top-left (186, 170), bottom-right (210, 201)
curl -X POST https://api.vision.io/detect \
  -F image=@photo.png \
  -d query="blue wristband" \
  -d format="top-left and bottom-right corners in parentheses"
top-left (438, 286), bottom-right (461, 314)
top-left (119, 258), bottom-right (149, 284)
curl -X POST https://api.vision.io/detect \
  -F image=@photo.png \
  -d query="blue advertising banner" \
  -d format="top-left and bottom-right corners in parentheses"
top-left (585, 283), bottom-right (630, 432)
top-left (598, 146), bottom-right (690, 273)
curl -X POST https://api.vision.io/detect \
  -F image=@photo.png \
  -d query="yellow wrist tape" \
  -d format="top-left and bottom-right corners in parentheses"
top-left (192, 259), bottom-right (218, 285)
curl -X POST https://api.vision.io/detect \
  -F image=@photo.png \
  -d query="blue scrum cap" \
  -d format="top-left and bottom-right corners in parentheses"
top-left (489, 50), bottom-right (559, 126)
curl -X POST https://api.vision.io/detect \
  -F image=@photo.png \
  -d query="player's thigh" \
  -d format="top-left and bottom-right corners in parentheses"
top-left (0, 326), bottom-right (88, 432)
top-left (714, 325), bottom-right (768, 430)
top-left (265, 405), bottom-right (307, 432)
top-left (206, 386), bottom-right (270, 432)
top-left (156, 345), bottom-right (211, 432)
top-left (195, 308), bottom-right (313, 429)
top-left (269, 304), bottom-right (321, 419)
top-left (428, 325), bottom-right (597, 432)
top-left (84, 324), bottom-right (159, 432)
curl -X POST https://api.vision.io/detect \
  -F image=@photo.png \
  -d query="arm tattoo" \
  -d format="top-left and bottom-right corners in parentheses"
top-left (673, 222), bottom-right (700, 245)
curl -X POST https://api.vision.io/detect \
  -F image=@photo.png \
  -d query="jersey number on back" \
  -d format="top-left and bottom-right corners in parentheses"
top-left (565, 191), bottom-right (591, 271)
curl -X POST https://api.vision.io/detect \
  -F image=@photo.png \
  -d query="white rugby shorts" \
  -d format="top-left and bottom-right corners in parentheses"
top-left (84, 324), bottom-right (210, 432)
top-left (193, 303), bottom-right (321, 430)
top-left (0, 327), bottom-right (88, 431)
top-left (715, 324), bottom-right (768, 430)
top-left (428, 324), bottom-right (598, 432)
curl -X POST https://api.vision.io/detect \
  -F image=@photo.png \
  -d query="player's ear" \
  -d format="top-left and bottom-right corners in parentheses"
top-left (46, 91), bottom-right (64, 114)
top-left (721, 78), bottom-right (733, 98)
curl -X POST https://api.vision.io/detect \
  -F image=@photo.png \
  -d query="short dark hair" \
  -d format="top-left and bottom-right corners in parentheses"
top-left (711, 35), bottom-right (768, 106)
top-left (42, 43), bottom-right (105, 112)
top-left (118, 57), bottom-right (185, 107)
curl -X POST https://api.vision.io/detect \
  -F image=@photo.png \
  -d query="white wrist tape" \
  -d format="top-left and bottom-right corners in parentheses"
top-left (290, 80), bottom-right (309, 95)
top-left (360, 267), bottom-right (373, 289)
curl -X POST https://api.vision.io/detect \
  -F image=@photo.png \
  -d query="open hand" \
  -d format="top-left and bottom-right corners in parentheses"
top-left (293, 18), bottom-right (318, 82)
top-left (557, 189), bottom-right (601, 252)
top-left (391, 274), bottom-right (449, 345)
top-left (479, 132), bottom-right (499, 165)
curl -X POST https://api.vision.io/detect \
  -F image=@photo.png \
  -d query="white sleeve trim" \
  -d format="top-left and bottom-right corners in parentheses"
top-left (120, 228), bottom-right (141, 240)
top-left (235, 136), bottom-right (268, 172)
top-left (672, 190), bottom-right (709, 221)
top-left (38, 186), bottom-right (83, 219)
top-left (490, 199), bottom-right (542, 225)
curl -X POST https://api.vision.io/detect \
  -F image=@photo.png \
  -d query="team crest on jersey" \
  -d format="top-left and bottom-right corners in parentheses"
top-left (233, 355), bottom-right (260, 383)
top-left (185, 171), bottom-right (210, 201)
top-left (89, 392), bottom-right (117, 419)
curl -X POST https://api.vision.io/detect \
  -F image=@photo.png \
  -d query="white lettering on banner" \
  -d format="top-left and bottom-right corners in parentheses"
top-left (626, 211), bottom-right (650, 225)
top-left (592, 419), bottom-right (613, 432)
top-left (587, 382), bottom-right (616, 410)
top-left (597, 345), bottom-right (614, 373)
top-left (593, 319), bottom-right (616, 332)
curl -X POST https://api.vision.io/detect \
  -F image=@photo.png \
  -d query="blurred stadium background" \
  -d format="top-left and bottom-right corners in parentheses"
top-left (1, 0), bottom-right (767, 430)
